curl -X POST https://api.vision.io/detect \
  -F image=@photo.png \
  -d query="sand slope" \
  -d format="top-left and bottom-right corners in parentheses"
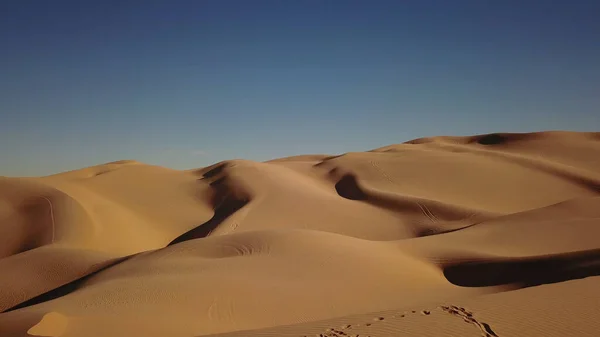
top-left (0, 131), bottom-right (599, 337)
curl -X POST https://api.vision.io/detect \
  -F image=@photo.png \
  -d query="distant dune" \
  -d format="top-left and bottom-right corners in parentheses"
top-left (1, 131), bottom-right (600, 337)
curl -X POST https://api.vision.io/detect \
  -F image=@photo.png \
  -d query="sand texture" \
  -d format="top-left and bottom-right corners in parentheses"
top-left (1, 131), bottom-right (599, 337)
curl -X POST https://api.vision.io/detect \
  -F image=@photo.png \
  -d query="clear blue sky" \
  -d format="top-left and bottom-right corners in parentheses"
top-left (1, 0), bottom-right (599, 176)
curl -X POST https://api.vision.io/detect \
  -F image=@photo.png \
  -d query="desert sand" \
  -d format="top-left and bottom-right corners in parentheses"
top-left (1, 131), bottom-right (600, 337)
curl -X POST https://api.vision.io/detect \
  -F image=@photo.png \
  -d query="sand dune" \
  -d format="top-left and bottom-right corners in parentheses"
top-left (1, 131), bottom-right (599, 337)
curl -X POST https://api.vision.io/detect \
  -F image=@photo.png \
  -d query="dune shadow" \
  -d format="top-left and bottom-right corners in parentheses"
top-left (476, 133), bottom-right (507, 145)
top-left (169, 176), bottom-right (249, 246)
top-left (202, 163), bottom-right (228, 179)
top-left (471, 132), bottom-right (534, 146)
top-left (3, 256), bottom-right (131, 313)
top-left (443, 249), bottom-right (600, 288)
top-left (334, 174), bottom-right (367, 201)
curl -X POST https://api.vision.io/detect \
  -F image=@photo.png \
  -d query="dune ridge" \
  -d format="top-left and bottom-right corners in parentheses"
top-left (1, 131), bottom-right (599, 337)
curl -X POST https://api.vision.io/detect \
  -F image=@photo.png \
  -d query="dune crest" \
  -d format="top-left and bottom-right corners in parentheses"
top-left (1, 131), bottom-right (599, 336)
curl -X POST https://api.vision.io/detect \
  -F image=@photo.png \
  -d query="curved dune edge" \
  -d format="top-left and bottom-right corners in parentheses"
top-left (0, 131), bottom-right (598, 336)
top-left (27, 312), bottom-right (69, 337)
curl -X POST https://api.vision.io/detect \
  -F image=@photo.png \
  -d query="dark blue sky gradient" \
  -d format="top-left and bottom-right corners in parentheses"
top-left (1, 0), bottom-right (599, 176)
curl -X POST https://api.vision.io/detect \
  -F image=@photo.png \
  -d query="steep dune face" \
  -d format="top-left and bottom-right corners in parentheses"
top-left (0, 131), bottom-right (599, 337)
